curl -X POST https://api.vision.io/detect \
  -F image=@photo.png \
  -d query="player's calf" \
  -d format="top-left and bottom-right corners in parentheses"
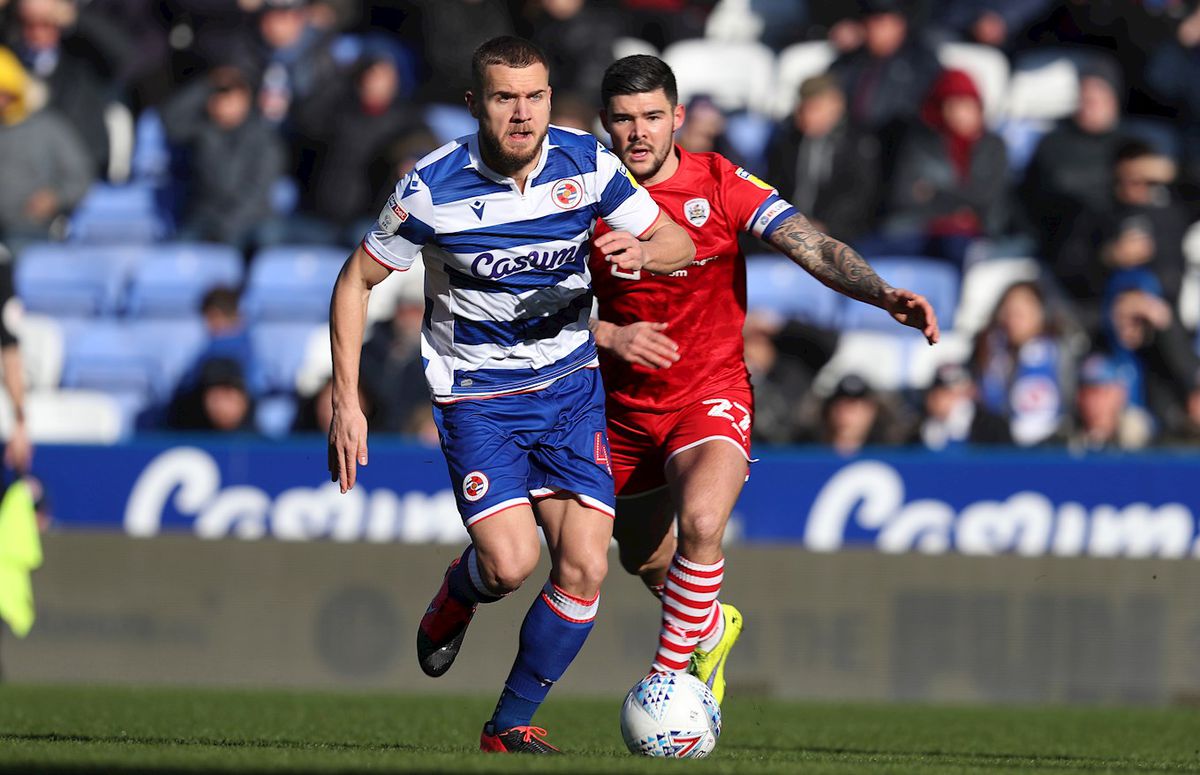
top-left (417, 545), bottom-right (508, 678)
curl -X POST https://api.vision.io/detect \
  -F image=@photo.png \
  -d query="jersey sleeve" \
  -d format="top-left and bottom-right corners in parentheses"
top-left (718, 160), bottom-right (798, 241)
top-left (593, 145), bottom-right (660, 238)
top-left (361, 170), bottom-right (437, 272)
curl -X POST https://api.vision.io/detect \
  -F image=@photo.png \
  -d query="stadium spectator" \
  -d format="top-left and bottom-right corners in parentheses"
top-left (1101, 269), bottom-right (1200, 439)
top-left (674, 95), bottom-right (735, 158)
top-left (972, 280), bottom-right (1071, 447)
top-left (412, 0), bottom-right (514, 104)
top-left (930, 0), bottom-right (1053, 49)
top-left (1066, 351), bottom-right (1152, 453)
top-left (750, 0), bottom-right (810, 51)
top-left (1020, 58), bottom-right (1127, 261)
top-left (167, 356), bottom-right (257, 433)
top-left (830, 0), bottom-right (942, 139)
top-left (176, 286), bottom-right (264, 398)
top-left (528, 0), bottom-right (620, 96)
top-left (286, 53), bottom-right (429, 246)
top-left (766, 74), bottom-right (880, 243)
top-left (1146, 5), bottom-right (1200, 192)
top-left (910, 361), bottom-right (1011, 450)
top-left (743, 313), bottom-right (835, 446)
top-left (68, 0), bottom-right (169, 111)
top-left (883, 68), bottom-right (1009, 261)
top-left (817, 374), bottom-right (901, 455)
top-left (548, 91), bottom-right (594, 132)
top-left (0, 46), bottom-right (92, 245)
top-left (229, 0), bottom-right (340, 125)
top-left (160, 66), bottom-right (285, 251)
top-left (5, 0), bottom-right (122, 176)
top-left (1056, 140), bottom-right (1188, 335)
top-left (617, 0), bottom-right (707, 52)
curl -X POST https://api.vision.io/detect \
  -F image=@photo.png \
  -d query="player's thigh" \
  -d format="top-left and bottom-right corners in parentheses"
top-left (607, 405), bottom-right (669, 498)
top-left (663, 389), bottom-right (753, 544)
top-left (530, 368), bottom-right (616, 518)
top-left (612, 486), bottom-right (676, 576)
top-left (536, 493), bottom-right (613, 596)
top-left (467, 503), bottom-right (542, 592)
top-left (434, 399), bottom-right (535, 529)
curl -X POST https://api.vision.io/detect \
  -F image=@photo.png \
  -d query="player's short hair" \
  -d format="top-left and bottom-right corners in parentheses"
top-left (601, 55), bottom-right (678, 108)
top-left (471, 36), bottom-right (548, 91)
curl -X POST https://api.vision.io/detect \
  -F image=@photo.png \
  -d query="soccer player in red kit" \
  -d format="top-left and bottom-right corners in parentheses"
top-left (589, 56), bottom-right (940, 702)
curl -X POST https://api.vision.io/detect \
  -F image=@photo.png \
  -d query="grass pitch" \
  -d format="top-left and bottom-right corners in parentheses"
top-left (0, 685), bottom-right (1196, 774)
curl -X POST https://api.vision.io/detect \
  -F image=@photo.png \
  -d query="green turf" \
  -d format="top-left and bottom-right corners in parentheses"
top-left (0, 685), bottom-right (1196, 774)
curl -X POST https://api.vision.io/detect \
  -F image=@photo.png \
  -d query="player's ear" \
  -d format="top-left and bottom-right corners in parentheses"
top-left (673, 103), bottom-right (685, 133)
top-left (599, 108), bottom-right (611, 134)
top-left (465, 89), bottom-right (479, 119)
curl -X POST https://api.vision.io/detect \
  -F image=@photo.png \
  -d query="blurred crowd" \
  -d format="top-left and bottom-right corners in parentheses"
top-left (0, 0), bottom-right (1198, 453)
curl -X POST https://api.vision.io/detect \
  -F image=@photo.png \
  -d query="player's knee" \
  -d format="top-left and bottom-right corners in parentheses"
top-left (678, 509), bottom-right (727, 551)
top-left (554, 553), bottom-right (608, 599)
top-left (480, 548), bottom-right (539, 595)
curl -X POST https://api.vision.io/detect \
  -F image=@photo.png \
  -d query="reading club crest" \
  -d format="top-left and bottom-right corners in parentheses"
top-left (684, 198), bottom-right (710, 227)
top-left (552, 178), bottom-right (583, 209)
top-left (463, 471), bottom-right (490, 502)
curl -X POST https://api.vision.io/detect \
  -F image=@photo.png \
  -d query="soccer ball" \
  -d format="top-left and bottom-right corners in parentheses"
top-left (620, 671), bottom-right (722, 758)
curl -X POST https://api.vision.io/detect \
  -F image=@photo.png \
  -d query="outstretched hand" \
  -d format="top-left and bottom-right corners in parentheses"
top-left (883, 288), bottom-right (940, 345)
top-left (328, 404), bottom-right (369, 493)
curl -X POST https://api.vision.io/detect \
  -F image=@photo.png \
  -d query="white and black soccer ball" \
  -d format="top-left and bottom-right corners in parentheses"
top-left (620, 671), bottom-right (722, 758)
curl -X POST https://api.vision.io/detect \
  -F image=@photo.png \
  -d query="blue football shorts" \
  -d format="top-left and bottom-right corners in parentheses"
top-left (432, 366), bottom-right (616, 527)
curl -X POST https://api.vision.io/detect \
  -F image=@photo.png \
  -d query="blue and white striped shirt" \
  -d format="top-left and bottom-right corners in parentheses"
top-left (362, 125), bottom-right (661, 402)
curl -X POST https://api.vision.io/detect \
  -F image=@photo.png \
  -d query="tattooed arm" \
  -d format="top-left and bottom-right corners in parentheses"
top-left (767, 212), bottom-right (941, 344)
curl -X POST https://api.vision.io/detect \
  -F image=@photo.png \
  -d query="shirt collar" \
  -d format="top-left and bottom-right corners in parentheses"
top-left (466, 129), bottom-right (552, 186)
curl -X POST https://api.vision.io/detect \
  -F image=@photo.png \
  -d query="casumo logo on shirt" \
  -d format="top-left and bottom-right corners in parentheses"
top-left (470, 245), bottom-right (585, 279)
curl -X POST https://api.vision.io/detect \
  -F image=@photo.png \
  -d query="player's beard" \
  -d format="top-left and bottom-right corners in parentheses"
top-left (623, 139), bottom-right (672, 182)
top-left (479, 122), bottom-right (546, 177)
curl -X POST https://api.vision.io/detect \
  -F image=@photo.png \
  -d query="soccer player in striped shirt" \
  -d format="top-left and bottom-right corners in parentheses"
top-left (327, 38), bottom-right (693, 753)
top-left (588, 56), bottom-right (939, 702)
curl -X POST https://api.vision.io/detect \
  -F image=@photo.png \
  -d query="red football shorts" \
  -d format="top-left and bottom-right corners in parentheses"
top-left (606, 384), bottom-right (754, 497)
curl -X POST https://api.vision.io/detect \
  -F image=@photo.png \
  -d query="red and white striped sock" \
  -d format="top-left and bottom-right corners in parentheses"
top-left (652, 554), bottom-right (724, 673)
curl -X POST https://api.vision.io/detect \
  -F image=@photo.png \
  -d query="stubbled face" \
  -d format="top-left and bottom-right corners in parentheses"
top-left (468, 63), bottom-right (551, 177)
top-left (603, 88), bottom-right (684, 183)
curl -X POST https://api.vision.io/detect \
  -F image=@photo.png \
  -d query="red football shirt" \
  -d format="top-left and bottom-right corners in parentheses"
top-left (590, 147), bottom-right (797, 412)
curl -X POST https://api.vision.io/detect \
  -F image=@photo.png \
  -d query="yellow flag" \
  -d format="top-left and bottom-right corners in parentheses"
top-left (0, 480), bottom-right (42, 637)
top-left (0, 480), bottom-right (41, 569)
top-left (0, 565), bottom-right (33, 637)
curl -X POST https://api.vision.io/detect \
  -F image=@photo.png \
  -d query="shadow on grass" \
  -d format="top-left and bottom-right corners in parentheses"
top-left (721, 743), bottom-right (1199, 773)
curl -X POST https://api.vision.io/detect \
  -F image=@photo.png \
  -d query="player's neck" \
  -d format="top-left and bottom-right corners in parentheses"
top-left (640, 145), bottom-right (682, 188)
